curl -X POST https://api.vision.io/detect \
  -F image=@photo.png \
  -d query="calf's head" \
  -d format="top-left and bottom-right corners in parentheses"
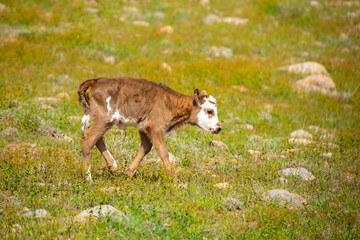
top-left (193, 88), bottom-right (221, 134)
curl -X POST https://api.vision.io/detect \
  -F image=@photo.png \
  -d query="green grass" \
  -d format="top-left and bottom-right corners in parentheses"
top-left (0, 0), bottom-right (359, 239)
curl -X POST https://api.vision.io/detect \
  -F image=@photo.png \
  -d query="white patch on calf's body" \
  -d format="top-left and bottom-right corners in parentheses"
top-left (106, 96), bottom-right (112, 114)
top-left (81, 114), bottom-right (90, 130)
top-left (196, 96), bottom-right (220, 133)
top-left (110, 110), bottom-right (146, 130)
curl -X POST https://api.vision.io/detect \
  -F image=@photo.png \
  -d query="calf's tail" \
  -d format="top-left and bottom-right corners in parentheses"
top-left (77, 78), bottom-right (97, 130)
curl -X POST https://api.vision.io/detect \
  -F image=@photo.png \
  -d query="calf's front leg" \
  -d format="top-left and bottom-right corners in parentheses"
top-left (150, 130), bottom-right (175, 177)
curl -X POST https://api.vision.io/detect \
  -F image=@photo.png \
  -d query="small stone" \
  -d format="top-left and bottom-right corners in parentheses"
top-left (242, 123), bottom-right (254, 130)
top-left (21, 207), bottom-right (30, 213)
top-left (310, 1), bottom-right (320, 7)
top-left (160, 25), bottom-right (174, 34)
top-left (223, 198), bottom-right (243, 211)
top-left (214, 182), bottom-right (230, 189)
top-left (23, 209), bottom-right (50, 218)
top-left (290, 129), bottom-right (313, 139)
top-left (56, 92), bottom-right (70, 100)
top-left (203, 14), bottom-right (221, 24)
top-left (199, 0), bottom-right (210, 7)
top-left (0, 3), bottom-right (9, 12)
top-left (279, 177), bottom-right (288, 184)
top-left (209, 140), bottom-right (229, 150)
top-left (154, 12), bottom-right (165, 19)
top-left (35, 183), bottom-right (46, 187)
top-left (321, 152), bottom-right (332, 158)
top-left (279, 167), bottom-right (315, 181)
top-left (123, 6), bottom-right (138, 12)
top-left (85, 7), bottom-right (98, 14)
top-left (161, 62), bottom-right (172, 72)
top-left (76, 205), bottom-right (127, 222)
top-left (221, 17), bottom-right (248, 26)
top-left (294, 75), bottom-right (337, 97)
top-left (104, 56), bottom-right (115, 64)
top-left (230, 85), bottom-right (248, 93)
top-left (340, 33), bottom-right (348, 41)
top-left (207, 46), bottom-right (233, 58)
top-left (279, 62), bottom-right (329, 76)
top-left (133, 20), bottom-right (149, 27)
top-left (248, 149), bottom-right (261, 155)
top-left (262, 189), bottom-right (307, 208)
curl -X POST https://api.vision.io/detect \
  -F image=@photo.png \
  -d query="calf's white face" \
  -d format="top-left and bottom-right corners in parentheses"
top-left (196, 95), bottom-right (221, 134)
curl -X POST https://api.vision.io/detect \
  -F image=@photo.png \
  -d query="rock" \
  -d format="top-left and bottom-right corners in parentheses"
top-left (294, 75), bottom-right (337, 97)
top-left (123, 6), bottom-right (138, 12)
top-left (262, 189), bottom-right (307, 208)
top-left (310, 1), bottom-right (320, 7)
top-left (85, 7), bottom-right (98, 14)
top-left (35, 183), bottom-right (46, 187)
top-left (214, 182), bottom-right (230, 189)
top-left (56, 92), bottom-right (70, 100)
top-left (35, 97), bottom-right (60, 109)
top-left (279, 62), bottom-right (329, 76)
top-left (199, 0), bottom-right (210, 7)
top-left (203, 14), bottom-right (222, 24)
top-left (76, 205), bottom-right (127, 222)
top-left (279, 177), bottom-right (288, 184)
top-left (21, 207), bottom-right (31, 214)
top-left (230, 85), bottom-right (248, 93)
top-left (23, 209), bottom-right (50, 218)
top-left (0, 3), bottom-right (9, 12)
top-left (153, 12), bottom-right (165, 19)
top-left (161, 62), bottom-right (172, 72)
top-left (221, 17), bottom-right (248, 26)
top-left (279, 167), bottom-right (315, 181)
top-left (209, 140), bottom-right (229, 150)
top-left (203, 14), bottom-right (248, 26)
top-left (1, 127), bottom-right (19, 139)
top-left (248, 149), bottom-right (261, 155)
top-left (133, 20), bottom-right (149, 27)
top-left (104, 56), bottom-right (115, 64)
top-left (223, 198), bottom-right (242, 211)
top-left (290, 129), bottom-right (312, 139)
top-left (321, 152), bottom-right (332, 158)
top-left (288, 138), bottom-right (312, 145)
top-left (207, 46), bottom-right (233, 58)
top-left (242, 123), bottom-right (254, 130)
top-left (160, 25), bottom-right (174, 34)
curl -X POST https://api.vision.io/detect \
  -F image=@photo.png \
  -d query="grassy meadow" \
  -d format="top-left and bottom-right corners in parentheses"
top-left (0, 0), bottom-right (359, 238)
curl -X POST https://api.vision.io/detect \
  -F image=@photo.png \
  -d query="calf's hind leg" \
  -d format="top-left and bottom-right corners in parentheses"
top-left (82, 120), bottom-right (112, 181)
top-left (95, 138), bottom-right (118, 174)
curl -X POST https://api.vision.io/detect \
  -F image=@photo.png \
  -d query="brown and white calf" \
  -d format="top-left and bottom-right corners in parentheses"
top-left (77, 77), bottom-right (221, 181)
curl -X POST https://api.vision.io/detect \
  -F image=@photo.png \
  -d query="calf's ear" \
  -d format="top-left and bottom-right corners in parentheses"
top-left (194, 88), bottom-right (201, 106)
top-left (200, 90), bottom-right (207, 96)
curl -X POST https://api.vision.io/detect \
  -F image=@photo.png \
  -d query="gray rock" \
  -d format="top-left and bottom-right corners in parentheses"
top-left (279, 167), bottom-right (315, 181)
top-left (203, 14), bottom-right (222, 24)
top-left (22, 209), bottom-right (50, 218)
top-left (207, 46), bottom-right (233, 58)
top-left (209, 140), bottom-right (229, 150)
top-left (279, 62), bottom-right (329, 76)
top-left (76, 205), bottom-right (127, 222)
top-left (290, 129), bottom-right (313, 139)
top-left (262, 189), bottom-right (307, 208)
top-left (223, 198), bottom-right (243, 211)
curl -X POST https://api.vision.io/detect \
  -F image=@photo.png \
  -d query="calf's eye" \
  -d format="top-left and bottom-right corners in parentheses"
top-left (207, 110), bottom-right (213, 114)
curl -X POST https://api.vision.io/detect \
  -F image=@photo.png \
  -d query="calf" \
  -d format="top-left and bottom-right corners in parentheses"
top-left (77, 77), bottom-right (221, 181)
